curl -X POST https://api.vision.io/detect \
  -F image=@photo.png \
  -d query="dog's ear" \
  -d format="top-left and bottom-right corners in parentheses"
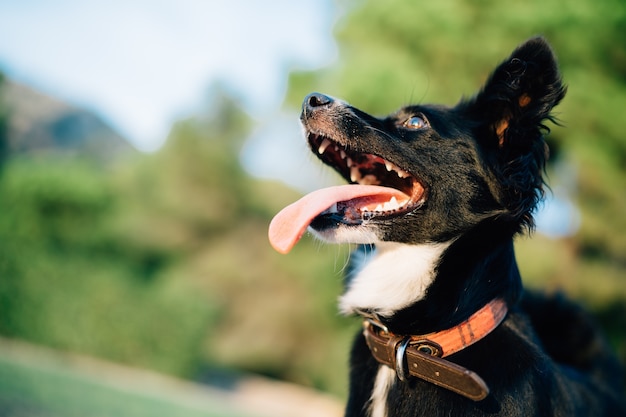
top-left (465, 36), bottom-right (566, 150)
top-left (461, 37), bottom-right (567, 230)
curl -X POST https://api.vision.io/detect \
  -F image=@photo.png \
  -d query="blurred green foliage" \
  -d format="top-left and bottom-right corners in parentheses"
top-left (0, 82), bottom-right (355, 396)
top-left (0, 156), bottom-right (217, 377)
top-left (0, 0), bottom-right (624, 401)
top-left (0, 72), bottom-right (7, 172)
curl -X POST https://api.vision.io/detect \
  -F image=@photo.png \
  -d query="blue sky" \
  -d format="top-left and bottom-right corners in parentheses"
top-left (0, 0), bottom-right (337, 151)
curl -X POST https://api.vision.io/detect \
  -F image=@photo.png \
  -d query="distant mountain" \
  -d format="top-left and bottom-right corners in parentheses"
top-left (0, 80), bottom-right (136, 163)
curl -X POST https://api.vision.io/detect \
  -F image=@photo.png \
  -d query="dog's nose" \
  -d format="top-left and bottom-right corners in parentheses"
top-left (303, 93), bottom-right (334, 114)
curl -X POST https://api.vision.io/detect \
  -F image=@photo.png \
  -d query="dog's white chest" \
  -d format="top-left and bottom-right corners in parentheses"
top-left (340, 242), bottom-right (451, 317)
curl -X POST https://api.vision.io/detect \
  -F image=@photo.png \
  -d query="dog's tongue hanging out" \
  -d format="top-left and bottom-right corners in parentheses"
top-left (268, 184), bottom-right (408, 254)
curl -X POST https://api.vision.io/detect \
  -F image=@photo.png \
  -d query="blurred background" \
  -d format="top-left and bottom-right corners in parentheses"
top-left (0, 0), bottom-right (624, 416)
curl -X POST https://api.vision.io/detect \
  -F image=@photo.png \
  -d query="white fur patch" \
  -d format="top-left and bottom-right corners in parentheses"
top-left (369, 366), bottom-right (396, 417)
top-left (308, 223), bottom-right (381, 246)
top-left (340, 242), bottom-right (451, 317)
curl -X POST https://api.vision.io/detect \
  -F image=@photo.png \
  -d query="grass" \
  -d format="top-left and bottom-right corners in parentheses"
top-left (0, 338), bottom-right (258, 417)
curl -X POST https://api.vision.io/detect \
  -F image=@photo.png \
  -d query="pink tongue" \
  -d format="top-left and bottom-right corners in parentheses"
top-left (268, 185), bottom-right (408, 254)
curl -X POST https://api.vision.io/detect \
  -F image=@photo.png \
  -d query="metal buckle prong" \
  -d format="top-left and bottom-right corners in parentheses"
top-left (395, 336), bottom-right (412, 382)
top-left (365, 318), bottom-right (389, 334)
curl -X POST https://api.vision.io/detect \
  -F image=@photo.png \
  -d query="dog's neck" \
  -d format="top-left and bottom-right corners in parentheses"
top-left (343, 222), bottom-right (523, 335)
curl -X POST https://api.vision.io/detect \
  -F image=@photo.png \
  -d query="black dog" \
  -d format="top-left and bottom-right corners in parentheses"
top-left (269, 37), bottom-right (626, 416)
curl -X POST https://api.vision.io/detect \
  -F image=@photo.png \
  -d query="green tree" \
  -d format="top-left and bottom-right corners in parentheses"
top-left (0, 73), bottom-right (9, 174)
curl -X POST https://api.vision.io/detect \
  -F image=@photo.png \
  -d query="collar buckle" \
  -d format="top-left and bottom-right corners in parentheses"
top-left (364, 317), bottom-right (389, 335)
top-left (361, 298), bottom-right (508, 401)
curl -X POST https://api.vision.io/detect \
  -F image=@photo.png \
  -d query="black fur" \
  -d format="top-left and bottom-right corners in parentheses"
top-left (298, 37), bottom-right (626, 416)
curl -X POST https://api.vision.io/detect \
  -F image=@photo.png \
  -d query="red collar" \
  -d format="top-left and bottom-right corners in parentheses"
top-left (362, 298), bottom-right (508, 401)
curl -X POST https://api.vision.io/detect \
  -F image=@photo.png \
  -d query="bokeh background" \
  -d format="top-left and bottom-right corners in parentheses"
top-left (0, 1), bottom-right (624, 416)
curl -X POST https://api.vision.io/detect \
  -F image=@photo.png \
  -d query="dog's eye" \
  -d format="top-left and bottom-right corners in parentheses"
top-left (404, 116), bottom-right (427, 129)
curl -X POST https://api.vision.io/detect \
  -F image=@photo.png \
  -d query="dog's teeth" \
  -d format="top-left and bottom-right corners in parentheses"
top-left (346, 157), bottom-right (353, 167)
top-left (340, 150), bottom-right (347, 159)
top-left (350, 166), bottom-right (361, 182)
top-left (361, 175), bottom-right (379, 185)
top-left (397, 169), bottom-right (410, 178)
top-left (383, 201), bottom-right (393, 211)
top-left (361, 197), bottom-right (408, 216)
top-left (382, 197), bottom-right (401, 211)
top-left (318, 138), bottom-right (331, 154)
top-left (383, 160), bottom-right (411, 178)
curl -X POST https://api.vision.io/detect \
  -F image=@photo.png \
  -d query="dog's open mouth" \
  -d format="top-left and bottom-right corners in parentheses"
top-left (308, 133), bottom-right (425, 217)
top-left (268, 132), bottom-right (425, 254)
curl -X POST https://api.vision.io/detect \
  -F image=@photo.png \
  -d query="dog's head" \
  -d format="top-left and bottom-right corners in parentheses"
top-left (269, 37), bottom-right (565, 254)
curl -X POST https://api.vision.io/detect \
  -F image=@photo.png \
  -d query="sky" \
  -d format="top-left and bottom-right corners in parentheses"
top-left (0, 0), bottom-right (337, 152)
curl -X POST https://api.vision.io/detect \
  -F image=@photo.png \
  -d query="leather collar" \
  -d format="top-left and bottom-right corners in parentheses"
top-left (362, 298), bottom-right (508, 401)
